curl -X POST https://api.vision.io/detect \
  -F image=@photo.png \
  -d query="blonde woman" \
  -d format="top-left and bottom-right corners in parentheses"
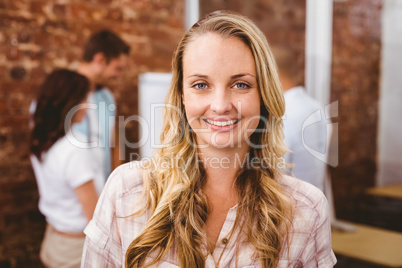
top-left (82, 11), bottom-right (336, 268)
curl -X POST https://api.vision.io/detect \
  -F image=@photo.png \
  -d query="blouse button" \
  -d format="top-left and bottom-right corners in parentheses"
top-left (222, 238), bottom-right (228, 244)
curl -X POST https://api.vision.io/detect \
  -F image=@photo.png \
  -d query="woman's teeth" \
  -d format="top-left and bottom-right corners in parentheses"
top-left (204, 119), bottom-right (239, 127)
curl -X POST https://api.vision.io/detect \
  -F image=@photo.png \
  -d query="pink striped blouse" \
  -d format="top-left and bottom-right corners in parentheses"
top-left (81, 162), bottom-right (336, 267)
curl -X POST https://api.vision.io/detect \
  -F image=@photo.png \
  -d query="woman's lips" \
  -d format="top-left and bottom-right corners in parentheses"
top-left (203, 118), bottom-right (241, 131)
top-left (204, 118), bottom-right (240, 126)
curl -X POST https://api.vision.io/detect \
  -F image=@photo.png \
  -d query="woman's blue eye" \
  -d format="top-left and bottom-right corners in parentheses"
top-left (235, 83), bottom-right (249, 89)
top-left (195, 83), bottom-right (207, 89)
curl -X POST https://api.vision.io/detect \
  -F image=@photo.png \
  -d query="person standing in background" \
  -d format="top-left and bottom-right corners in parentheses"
top-left (30, 69), bottom-right (104, 267)
top-left (273, 46), bottom-right (327, 191)
top-left (74, 30), bottom-right (130, 180)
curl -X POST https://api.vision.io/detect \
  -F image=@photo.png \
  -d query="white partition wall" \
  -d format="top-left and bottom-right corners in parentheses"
top-left (138, 72), bottom-right (172, 158)
top-left (305, 0), bottom-right (349, 229)
top-left (305, 0), bottom-right (333, 106)
top-left (377, 0), bottom-right (402, 185)
top-left (185, 0), bottom-right (199, 30)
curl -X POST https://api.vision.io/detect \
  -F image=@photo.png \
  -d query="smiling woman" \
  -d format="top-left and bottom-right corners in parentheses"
top-left (81, 11), bottom-right (337, 268)
top-left (182, 32), bottom-right (260, 149)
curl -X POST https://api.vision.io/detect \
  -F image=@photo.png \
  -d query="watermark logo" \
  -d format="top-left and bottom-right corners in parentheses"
top-left (301, 101), bottom-right (338, 167)
top-left (62, 100), bottom-right (338, 167)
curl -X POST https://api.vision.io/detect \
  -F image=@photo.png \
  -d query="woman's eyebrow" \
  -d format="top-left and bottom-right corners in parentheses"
top-left (187, 74), bottom-right (208, 78)
top-left (231, 73), bottom-right (255, 79)
top-left (187, 73), bottom-right (255, 79)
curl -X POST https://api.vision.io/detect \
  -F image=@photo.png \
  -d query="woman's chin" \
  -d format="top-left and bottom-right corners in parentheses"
top-left (209, 138), bottom-right (241, 149)
top-left (195, 132), bottom-right (247, 150)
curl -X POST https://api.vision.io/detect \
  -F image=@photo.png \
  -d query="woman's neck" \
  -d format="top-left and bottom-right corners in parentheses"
top-left (199, 145), bottom-right (249, 198)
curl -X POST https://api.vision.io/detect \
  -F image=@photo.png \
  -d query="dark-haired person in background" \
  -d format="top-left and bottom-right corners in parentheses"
top-left (74, 30), bottom-right (130, 180)
top-left (29, 30), bottom-right (131, 180)
top-left (30, 69), bottom-right (105, 267)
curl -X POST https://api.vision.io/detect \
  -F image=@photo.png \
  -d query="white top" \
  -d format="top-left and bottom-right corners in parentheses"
top-left (30, 131), bottom-right (105, 233)
top-left (283, 86), bottom-right (327, 191)
top-left (81, 162), bottom-right (336, 267)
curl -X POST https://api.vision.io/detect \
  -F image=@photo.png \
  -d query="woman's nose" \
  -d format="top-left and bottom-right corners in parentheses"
top-left (210, 87), bottom-right (232, 114)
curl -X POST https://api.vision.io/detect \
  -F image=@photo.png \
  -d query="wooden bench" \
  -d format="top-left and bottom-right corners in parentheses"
top-left (332, 222), bottom-right (402, 267)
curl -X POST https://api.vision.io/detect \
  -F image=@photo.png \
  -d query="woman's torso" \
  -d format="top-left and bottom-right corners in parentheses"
top-left (84, 162), bottom-right (336, 267)
top-left (31, 131), bottom-right (105, 233)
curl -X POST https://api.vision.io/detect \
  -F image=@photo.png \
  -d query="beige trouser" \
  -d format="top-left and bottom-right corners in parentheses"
top-left (40, 225), bottom-right (85, 268)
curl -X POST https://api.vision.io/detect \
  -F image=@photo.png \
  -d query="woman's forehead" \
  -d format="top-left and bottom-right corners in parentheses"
top-left (182, 33), bottom-right (256, 78)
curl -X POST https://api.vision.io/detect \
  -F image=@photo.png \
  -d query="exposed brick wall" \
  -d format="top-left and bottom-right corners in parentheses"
top-left (0, 0), bottom-right (184, 266)
top-left (200, 0), bottom-right (306, 85)
top-left (330, 0), bottom-right (382, 220)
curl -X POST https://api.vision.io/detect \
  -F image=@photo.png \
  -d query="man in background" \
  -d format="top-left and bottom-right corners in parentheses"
top-left (273, 46), bottom-right (327, 191)
top-left (74, 30), bottom-right (130, 180)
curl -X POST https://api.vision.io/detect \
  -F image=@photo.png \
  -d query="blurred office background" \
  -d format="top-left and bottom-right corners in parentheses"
top-left (0, 0), bottom-right (401, 267)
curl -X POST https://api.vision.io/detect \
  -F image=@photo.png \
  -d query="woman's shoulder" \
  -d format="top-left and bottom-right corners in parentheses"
top-left (277, 173), bottom-right (328, 211)
top-left (50, 131), bottom-right (90, 155)
top-left (277, 174), bottom-right (336, 266)
top-left (41, 132), bottom-right (82, 162)
top-left (104, 161), bottom-right (147, 200)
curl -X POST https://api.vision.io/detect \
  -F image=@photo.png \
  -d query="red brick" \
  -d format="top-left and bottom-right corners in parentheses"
top-left (53, 4), bottom-right (67, 17)
top-left (0, 115), bottom-right (29, 129)
top-left (8, 0), bottom-right (29, 11)
top-left (10, 66), bottom-right (27, 80)
top-left (0, 100), bottom-right (6, 114)
top-left (29, 0), bottom-right (44, 14)
top-left (29, 66), bottom-right (48, 82)
top-left (0, 16), bottom-right (11, 27)
top-left (5, 47), bottom-right (20, 61)
top-left (106, 8), bottom-right (123, 21)
top-left (17, 31), bottom-right (31, 43)
top-left (98, 0), bottom-right (113, 4)
top-left (32, 32), bottom-right (53, 46)
top-left (0, 0), bottom-right (7, 9)
top-left (70, 4), bottom-right (90, 19)
top-left (330, 0), bottom-right (381, 220)
top-left (0, 82), bottom-right (35, 94)
top-left (0, 66), bottom-right (8, 80)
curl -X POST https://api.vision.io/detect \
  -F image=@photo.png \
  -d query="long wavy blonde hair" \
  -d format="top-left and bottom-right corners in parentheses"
top-left (126, 11), bottom-right (292, 268)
